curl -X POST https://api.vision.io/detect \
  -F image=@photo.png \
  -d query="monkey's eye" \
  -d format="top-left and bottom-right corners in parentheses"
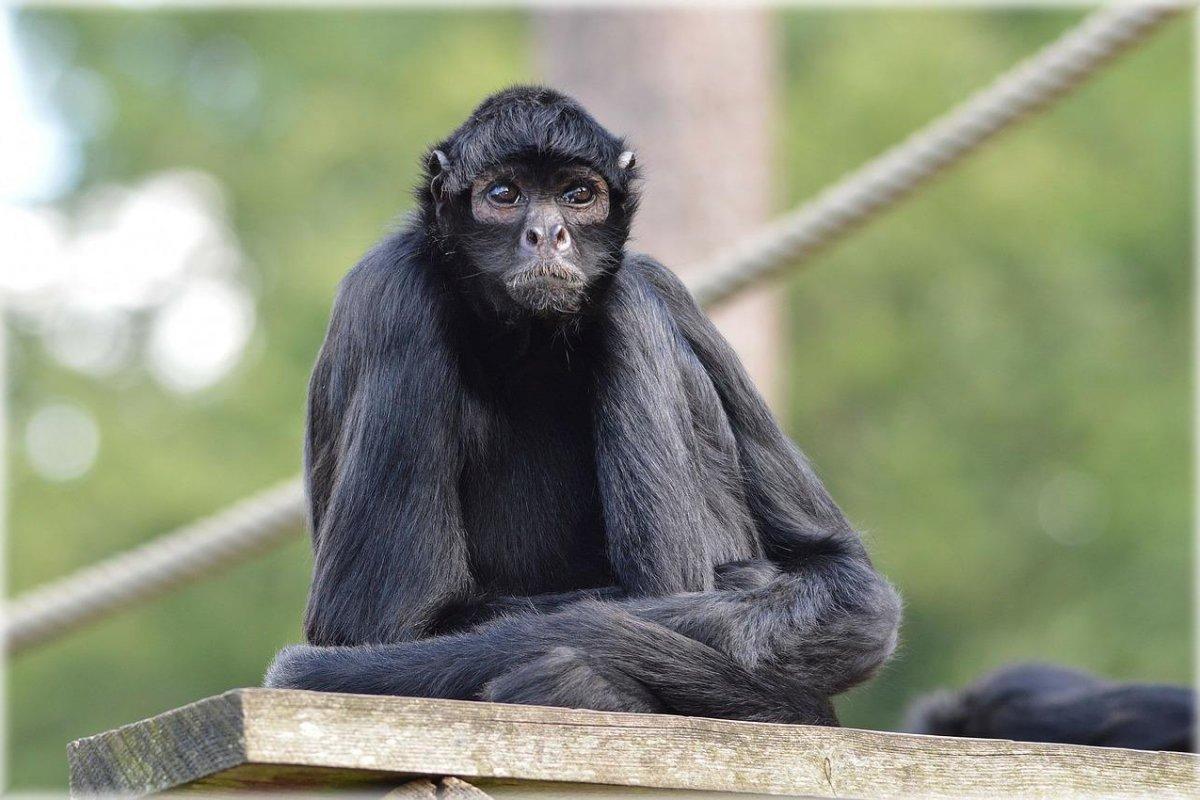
top-left (561, 184), bottom-right (595, 206)
top-left (486, 182), bottom-right (521, 205)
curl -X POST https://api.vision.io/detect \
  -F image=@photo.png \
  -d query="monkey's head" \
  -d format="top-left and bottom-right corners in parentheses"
top-left (423, 86), bottom-right (639, 319)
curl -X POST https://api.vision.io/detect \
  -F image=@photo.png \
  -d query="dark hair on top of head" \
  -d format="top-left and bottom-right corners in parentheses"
top-left (423, 85), bottom-right (640, 199)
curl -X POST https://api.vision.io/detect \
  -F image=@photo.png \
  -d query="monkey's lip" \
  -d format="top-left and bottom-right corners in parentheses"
top-left (505, 262), bottom-right (586, 289)
top-left (504, 262), bottom-right (588, 315)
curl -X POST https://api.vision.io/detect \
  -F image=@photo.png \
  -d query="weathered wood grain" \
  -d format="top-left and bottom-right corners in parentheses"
top-left (383, 777), bottom-right (495, 799)
top-left (68, 690), bottom-right (246, 796)
top-left (69, 688), bottom-right (1199, 798)
top-left (477, 779), bottom-right (797, 798)
top-left (442, 776), bottom-right (495, 798)
top-left (383, 778), bottom-right (440, 799)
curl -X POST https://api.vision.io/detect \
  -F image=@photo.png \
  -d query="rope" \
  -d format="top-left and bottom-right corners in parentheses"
top-left (2, 480), bottom-right (305, 653)
top-left (690, 3), bottom-right (1183, 307)
top-left (2, 4), bottom-right (1181, 656)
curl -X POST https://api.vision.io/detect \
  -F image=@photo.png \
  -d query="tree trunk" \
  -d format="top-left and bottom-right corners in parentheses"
top-left (535, 9), bottom-right (783, 407)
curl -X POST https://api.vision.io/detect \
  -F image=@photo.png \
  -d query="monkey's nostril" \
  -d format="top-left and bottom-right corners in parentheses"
top-left (525, 228), bottom-right (542, 247)
top-left (552, 224), bottom-right (570, 250)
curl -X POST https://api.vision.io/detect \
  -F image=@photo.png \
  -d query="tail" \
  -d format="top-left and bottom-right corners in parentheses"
top-left (903, 663), bottom-right (1195, 753)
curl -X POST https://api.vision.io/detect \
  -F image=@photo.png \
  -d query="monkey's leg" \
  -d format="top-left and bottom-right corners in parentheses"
top-left (429, 586), bottom-right (627, 634)
top-left (517, 557), bottom-right (898, 720)
top-left (267, 600), bottom-right (832, 723)
top-left (266, 559), bottom-right (895, 724)
top-left (477, 602), bottom-right (838, 724)
top-left (431, 562), bottom-right (778, 634)
top-left (629, 556), bottom-right (902, 698)
top-left (479, 644), bottom-right (668, 714)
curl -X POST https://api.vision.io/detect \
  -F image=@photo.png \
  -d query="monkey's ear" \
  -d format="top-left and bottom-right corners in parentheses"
top-left (428, 150), bottom-right (451, 199)
top-left (429, 150), bottom-right (451, 174)
top-left (617, 150), bottom-right (637, 171)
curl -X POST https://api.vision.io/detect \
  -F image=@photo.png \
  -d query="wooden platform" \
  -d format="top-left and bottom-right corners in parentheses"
top-left (68, 688), bottom-right (1198, 797)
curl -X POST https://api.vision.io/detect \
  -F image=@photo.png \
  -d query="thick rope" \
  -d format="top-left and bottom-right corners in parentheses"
top-left (690, 3), bottom-right (1183, 307)
top-left (3, 480), bottom-right (305, 653)
top-left (2, 4), bottom-right (1181, 655)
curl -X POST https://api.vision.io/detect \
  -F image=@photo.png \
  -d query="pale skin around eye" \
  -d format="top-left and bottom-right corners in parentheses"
top-left (470, 166), bottom-right (611, 226)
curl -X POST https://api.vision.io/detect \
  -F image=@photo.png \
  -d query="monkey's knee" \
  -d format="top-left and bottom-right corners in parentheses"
top-left (769, 568), bottom-right (902, 696)
top-left (480, 646), bottom-right (666, 714)
top-left (848, 574), bottom-right (903, 683)
top-left (818, 571), bottom-right (902, 693)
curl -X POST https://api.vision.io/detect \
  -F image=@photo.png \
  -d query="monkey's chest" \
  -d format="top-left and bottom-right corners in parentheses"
top-left (459, 389), bottom-right (613, 595)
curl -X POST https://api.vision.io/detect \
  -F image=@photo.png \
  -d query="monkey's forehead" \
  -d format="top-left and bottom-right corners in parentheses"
top-left (428, 89), bottom-right (636, 195)
top-left (469, 159), bottom-right (608, 186)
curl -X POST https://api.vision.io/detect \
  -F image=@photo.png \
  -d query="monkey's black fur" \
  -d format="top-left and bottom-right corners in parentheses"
top-left (265, 87), bottom-right (901, 724)
top-left (905, 664), bottom-right (1195, 752)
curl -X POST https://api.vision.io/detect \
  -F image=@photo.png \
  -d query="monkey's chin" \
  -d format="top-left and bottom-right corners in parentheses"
top-left (504, 263), bottom-right (588, 317)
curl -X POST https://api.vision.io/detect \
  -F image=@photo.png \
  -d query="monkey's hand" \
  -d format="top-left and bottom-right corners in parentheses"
top-left (714, 559), bottom-right (782, 591)
top-left (430, 586), bottom-right (627, 634)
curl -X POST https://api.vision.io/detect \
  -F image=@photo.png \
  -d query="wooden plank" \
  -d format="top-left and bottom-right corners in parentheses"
top-left (166, 763), bottom-right (409, 793)
top-left (477, 778), bottom-right (794, 798)
top-left (442, 776), bottom-right (496, 798)
top-left (382, 777), bottom-right (495, 799)
top-left (383, 778), bottom-right (441, 799)
top-left (68, 690), bottom-right (246, 796)
top-left (69, 688), bottom-right (1199, 798)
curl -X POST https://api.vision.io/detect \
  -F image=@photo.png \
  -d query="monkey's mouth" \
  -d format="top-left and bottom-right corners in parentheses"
top-left (504, 262), bottom-right (587, 315)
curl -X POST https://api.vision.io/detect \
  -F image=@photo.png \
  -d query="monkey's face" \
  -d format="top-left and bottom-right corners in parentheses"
top-left (456, 158), bottom-right (622, 318)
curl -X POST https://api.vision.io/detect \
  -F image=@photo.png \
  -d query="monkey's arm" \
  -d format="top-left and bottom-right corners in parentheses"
top-left (429, 559), bottom-right (784, 633)
top-left (303, 248), bottom-right (474, 646)
top-left (593, 262), bottom-right (728, 597)
top-left (632, 255), bottom-right (866, 565)
top-left (428, 586), bottom-right (627, 633)
top-left (633, 255), bottom-right (900, 694)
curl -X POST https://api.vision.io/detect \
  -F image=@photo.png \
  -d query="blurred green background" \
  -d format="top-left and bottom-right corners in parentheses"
top-left (6, 8), bottom-right (1191, 789)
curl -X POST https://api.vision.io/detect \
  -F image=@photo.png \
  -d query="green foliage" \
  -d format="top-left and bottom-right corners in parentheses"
top-left (777, 9), bottom-right (1191, 728)
top-left (8, 10), bottom-right (526, 787)
top-left (7, 9), bottom-right (1190, 787)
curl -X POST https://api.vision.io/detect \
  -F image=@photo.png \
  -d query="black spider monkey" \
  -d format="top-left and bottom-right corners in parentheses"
top-left (905, 664), bottom-right (1195, 752)
top-left (265, 86), bottom-right (901, 725)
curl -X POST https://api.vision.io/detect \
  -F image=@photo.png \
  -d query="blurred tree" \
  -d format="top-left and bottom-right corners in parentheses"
top-left (536, 8), bottom-right (784, 406)
top-left (774, 9), bottom-right (1191, 729)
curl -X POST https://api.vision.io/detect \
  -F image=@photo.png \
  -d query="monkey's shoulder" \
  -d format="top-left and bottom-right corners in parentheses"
top-left (618, 252), bottom-right (686, 293)
top-left (338, 228), bottom-right (435, 304)
top-left (612, 253), bottom-right (719, 345)
top-left (614, 252), bottom-right (701, 313)
top-left (329, 228), bottom-right (452, 353)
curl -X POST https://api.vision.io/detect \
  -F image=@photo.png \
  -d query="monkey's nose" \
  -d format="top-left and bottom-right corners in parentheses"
top-left (522, 224), bottom-right (571, 256)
